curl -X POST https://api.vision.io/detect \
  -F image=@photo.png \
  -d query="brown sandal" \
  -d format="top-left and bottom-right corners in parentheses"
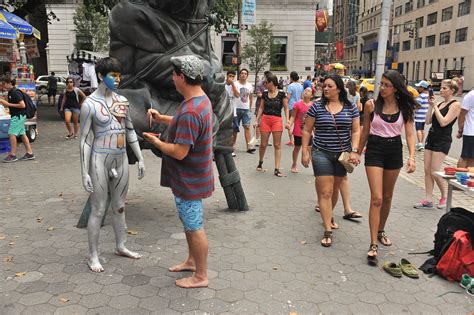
top-left (321, 231), bottom-right (332, 247)
top-left (377, 230), bottom-right (392, 246)
top-left (367, 244), bottom-right (378, 265)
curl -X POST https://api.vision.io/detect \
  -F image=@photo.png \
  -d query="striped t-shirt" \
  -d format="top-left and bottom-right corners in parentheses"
top-left (415, 92), bottom-right (429, 123)
top-left (161, 95), bottom-right (214, 200)
top-left (307, 100), bottom-right (359, 153)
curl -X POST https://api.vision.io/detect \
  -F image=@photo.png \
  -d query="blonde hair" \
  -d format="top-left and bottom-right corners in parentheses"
top-left (442, 79), bottom-right (459, 93)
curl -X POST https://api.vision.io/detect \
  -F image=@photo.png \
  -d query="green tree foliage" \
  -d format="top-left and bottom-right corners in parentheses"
top-left (73, 5), bottom-right (109, 53)
top-left (212, 0), bottom-right (239, 34)
top-left (241, 20), bottom-right (273, 84)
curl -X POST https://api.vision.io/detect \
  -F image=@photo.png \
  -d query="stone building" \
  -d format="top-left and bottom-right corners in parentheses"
top-left (393, 0), bottom-right (472, 89)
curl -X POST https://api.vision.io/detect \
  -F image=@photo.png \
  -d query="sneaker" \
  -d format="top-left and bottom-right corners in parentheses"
top-left (437, 198), bottom-right (447, 209)
top-left (247, 148), bottom-right (256, 154)
top-left (19, 153), bottom-right (35, 161)
top-left (415, 143), bottom-right (422, 151)
top-left (2, 154), bottom-right (18, 163)
top-left (232, 152), bottom-right (236, 157)
top-left (285, 141), bottom-right (294, 146)
top-left (413, 200), bottom-right (434, 209)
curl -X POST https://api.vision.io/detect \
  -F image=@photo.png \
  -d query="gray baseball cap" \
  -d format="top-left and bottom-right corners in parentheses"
top-left (170, 55), bottom-right (206, 80)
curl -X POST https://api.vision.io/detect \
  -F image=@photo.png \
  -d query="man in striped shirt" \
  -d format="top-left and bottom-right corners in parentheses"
top-left (144, 55), bottom-right (213, 288)
top-left (415, 80), bottom-right (430, 151)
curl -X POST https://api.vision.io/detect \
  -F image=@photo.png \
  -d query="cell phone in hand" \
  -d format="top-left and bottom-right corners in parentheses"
top-left (428, 89), bottom-right (434, 98)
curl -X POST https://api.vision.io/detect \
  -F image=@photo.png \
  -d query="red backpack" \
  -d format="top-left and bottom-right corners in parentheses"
top-left (436, 230), bottom-right (474, 281)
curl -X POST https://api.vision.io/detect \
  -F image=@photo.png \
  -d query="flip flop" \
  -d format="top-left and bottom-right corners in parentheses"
top-left (367, 244), bottom-right (378, 266)
top-left (343, 211), bottom-right (363, 221)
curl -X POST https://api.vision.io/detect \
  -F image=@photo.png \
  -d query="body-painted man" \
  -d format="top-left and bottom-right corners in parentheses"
top-left (80, 57), bottom-right (145, 272)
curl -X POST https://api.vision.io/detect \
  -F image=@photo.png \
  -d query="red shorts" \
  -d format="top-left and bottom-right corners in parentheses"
top-left (260, 114), bottom-right (283, 132)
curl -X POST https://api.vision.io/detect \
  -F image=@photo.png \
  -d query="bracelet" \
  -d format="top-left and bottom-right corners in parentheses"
top-left (408, 157), bottom-right (415, 161)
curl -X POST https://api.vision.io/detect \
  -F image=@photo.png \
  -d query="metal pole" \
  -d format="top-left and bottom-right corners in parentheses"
top-left (237, 1), bottom-right (242, 74)
top-left (374, 0), bottom-right (392, 98)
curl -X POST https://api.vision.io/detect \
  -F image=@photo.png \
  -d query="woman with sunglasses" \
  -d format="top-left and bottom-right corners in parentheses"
top-left (60, 78), bottom-right (87, 139)
top-left (356, 70), bottom-right (417, 265)
top-left (255, 73), bottom-right (290, 177)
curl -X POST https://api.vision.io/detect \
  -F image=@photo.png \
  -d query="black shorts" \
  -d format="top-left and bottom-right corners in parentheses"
top-left (461, 135), bottom-right (474, 159)
top-left (365, 135), bottom-right (403, 170)
top-left (424, 134), bottom-right (451, 155)
top-left (415, 122), bottom-right (425, 131)
top-left (47, 88), bottom-right (57, 97)
top-left (293, 135), bottom-right (312, 147)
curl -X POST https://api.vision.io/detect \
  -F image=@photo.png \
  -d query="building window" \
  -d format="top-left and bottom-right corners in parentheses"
top-left (402, 40), bottom-right (411, 51)
top-left (425, 35), bottom-right (436, 47)
top-left (416, 16), bottom-right (424, 28)
top-left (429, 60), bottom-right (433, 74)
top-left (437, 59), bottom-right (441, 72)
top-left (414, 38), bottom-right (422, 49)
top-left (455, 27), bottom-right (468, 42)
top-left (395, 6), bottom-right (403, 16)
top-left (417, 0), bottom-right (425, 8)
top-left (444, 58), bottom-right (448, 70)
top-left (461, 57), bottom-right (464, 69)
top-left (453, 58), bottom-right (457, 69)
top-left (441, 6), bottom-right (453, 21)
top-left (404, 21), bottom-right (412, 32)
top-left (423, 60), bottom-right (427, 79)
top-left (458, 1), bottom-right (471, 17)
top-left (270, 36), bottom-right (287, 70)
top-left (427, 12), bottom-right (437, 25)
top-left (429, 0), bottom-right (437, 3)
top-left (405, 1), bottom-right (413, 13)
top-left (439, 31), bottom-right (450, 45)
top-left (393, 42), bottom-right (400, 52)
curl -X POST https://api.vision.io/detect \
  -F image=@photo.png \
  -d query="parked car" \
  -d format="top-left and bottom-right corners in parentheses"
top-left (36, 75), bottom-right (67, 94)
top-left (359, 78), bottom-right (375, 98)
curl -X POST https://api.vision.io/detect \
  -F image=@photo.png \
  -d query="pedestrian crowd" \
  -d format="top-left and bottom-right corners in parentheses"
top-left (1, 62), bottom-right (473, 288)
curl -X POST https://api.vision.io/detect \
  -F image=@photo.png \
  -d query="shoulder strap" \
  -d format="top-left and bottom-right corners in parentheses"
top-left (327, 105), bottom-right (345, 151)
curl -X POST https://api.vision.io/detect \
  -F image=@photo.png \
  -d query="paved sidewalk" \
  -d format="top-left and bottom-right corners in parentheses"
top-left (0, 106), bottom-right (472, 314)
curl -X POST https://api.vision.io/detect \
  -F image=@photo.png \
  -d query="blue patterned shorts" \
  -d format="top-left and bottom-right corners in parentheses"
top-left (174, 196), bottom-right (204, 232)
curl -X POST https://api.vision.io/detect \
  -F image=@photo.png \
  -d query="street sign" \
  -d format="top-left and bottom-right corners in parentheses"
top-left (227, 28), bottom-right (239, 34)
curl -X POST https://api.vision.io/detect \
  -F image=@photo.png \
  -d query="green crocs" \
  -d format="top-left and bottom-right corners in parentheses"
top-left (460, 274), bottom-right (472, 289)
top-left (383, 262), bottom-right (402, 278)
top-left (400, 258), bottom-right (419, 278)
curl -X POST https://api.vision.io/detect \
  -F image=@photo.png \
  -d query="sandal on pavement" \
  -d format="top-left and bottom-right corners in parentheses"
top-left (274, 168), bottom-right (284, 177)
top-left (400, 258), bottom-right (419, 278)
top-left (461, 274), bottom-right (473, 289)
top-left (383, 261), bottom-right (402, 278)
top-left (256, 161), bottom-right (263, 171)
top-left (331, 217), bottom-right (339, 229)
top-left (66, 134), bottom-right (73, 140)
top-left (343, 211), bottom-right (363, 221)
top-left (321, 231), bottom-right (332, 247)
top-left (367, 244), bottom-right (378, 266)
top-left (314, 205), bottom-right (320, 212)
top-left (377, 230), bottom-right (392, 246)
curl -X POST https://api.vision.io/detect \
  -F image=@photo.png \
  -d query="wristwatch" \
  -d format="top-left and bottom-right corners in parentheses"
top-left (351, 148), bottom-right (358, 153)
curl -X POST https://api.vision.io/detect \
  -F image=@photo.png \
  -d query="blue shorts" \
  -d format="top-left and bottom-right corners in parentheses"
top-left (64, 108), bottom-right (81, 114)
top-left (415, 122), bottom-right (425, 131)
top-left (311, 147), bottom-right (347, 177)
top-left (175, 196), bottom-right (204, 232)
top-left (233, 108), bottom-right (252, 132)
top-left (8, 115), bottom-right (26, 136)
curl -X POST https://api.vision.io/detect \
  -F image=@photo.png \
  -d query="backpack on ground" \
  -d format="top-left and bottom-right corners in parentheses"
top-left (436, 230), bottom-right (474, 281)
top-left (419, 207), bottom-right (474, 275)
top-left (19, 90), bottom-right (37, 119)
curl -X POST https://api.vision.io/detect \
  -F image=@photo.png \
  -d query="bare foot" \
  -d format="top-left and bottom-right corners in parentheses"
top-left (169, 261), bottom-right (196, 272)
top-left (290, 167), bottom-right (298, 173)
top-left (175, 276), bottom-right (208, 288)
top-left (88, 257), bottom-right (104, 273)
top-left (115, 247), bottom-right (142, 259)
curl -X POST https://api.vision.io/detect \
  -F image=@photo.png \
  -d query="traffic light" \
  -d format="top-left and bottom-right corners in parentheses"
top-left (409, 28), bottom-right (414, 38)
top-left (413, 27), bottom-right (418, 39)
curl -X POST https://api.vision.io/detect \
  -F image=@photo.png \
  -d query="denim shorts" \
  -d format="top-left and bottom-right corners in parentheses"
top-left (415, 122), bottom-right (425, 131)
top-left (64, 108), bottom-right (81, 114)
top-left (311, 147), bottom-right (347, 177)
top-left (175, 196), bottom-right (203, 232)
top-left (233, 108), bottom-right (252, 132)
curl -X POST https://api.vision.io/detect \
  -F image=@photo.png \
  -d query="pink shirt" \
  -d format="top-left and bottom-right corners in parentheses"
top-left (369, 112), bottom-right (404, 138)
top-left (292, 100), bottom-right (311, 137)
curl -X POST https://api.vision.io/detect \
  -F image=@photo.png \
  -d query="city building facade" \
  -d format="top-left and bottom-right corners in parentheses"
top-left (211, 0), bottom-right (316, 81)
top-left (393, 0), bottom-right (472, 89)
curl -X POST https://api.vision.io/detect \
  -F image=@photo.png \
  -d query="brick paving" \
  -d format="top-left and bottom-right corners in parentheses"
top-left (0, 105), bottom-right (473, 314)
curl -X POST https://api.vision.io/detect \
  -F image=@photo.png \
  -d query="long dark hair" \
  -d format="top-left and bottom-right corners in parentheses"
top-left (375, 70), bottom-right (419, 123)
top-left (321, 74), bottom-right (352, 108)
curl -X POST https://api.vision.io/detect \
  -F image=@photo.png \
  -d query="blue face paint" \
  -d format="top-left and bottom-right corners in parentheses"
top-left (103, 72), bottom-right (120, 90)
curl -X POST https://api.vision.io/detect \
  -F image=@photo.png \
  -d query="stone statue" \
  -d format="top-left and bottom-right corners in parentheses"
top-left (80, 57), bottom-right (145, 272)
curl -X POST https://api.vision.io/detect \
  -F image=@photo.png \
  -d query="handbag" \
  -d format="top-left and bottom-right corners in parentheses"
top-left (329, 109), bottom-right (355, 173)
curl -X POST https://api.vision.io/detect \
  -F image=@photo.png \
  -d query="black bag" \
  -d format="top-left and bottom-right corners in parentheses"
top-left (20, 90), bottom-right (37, 119)
top-left (420, 207), bottom-right (474, 274)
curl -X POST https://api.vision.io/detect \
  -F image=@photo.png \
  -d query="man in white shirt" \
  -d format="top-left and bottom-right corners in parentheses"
top-left (233, 68), bottom-right (255, 153)
top-left (457, 89), bottom-right (474, 167)
top-left (225, 70), bottom-right (238, 156)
